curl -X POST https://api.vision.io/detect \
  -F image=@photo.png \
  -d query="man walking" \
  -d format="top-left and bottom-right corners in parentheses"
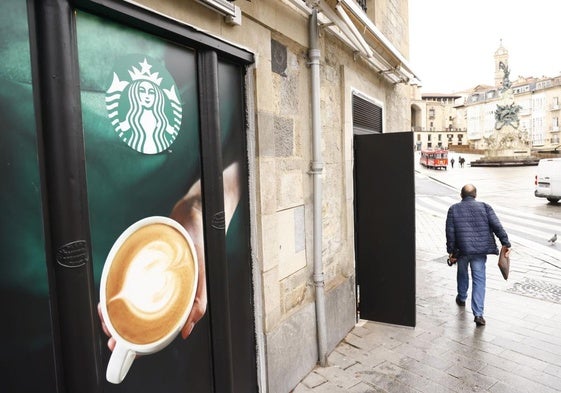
top-left (445, 184), bottom-right (511, 326)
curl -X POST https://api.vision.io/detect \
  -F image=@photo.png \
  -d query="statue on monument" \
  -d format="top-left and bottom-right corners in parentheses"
top-left (483, 61), bottom-right (529, 152)
top-left (494, 102), bottom-right (521, 130)
top-left (499, 61), bottom-right (511, 92)
top-left (494, 61), bottom-right (521, 130)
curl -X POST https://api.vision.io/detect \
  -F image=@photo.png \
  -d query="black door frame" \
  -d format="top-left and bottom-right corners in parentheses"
top-left (28, 1), bottom-right (255, 391)
top-left (29, 1), bottom-right (102, 391)
top-left (197, 50), bottom-right (235, 393)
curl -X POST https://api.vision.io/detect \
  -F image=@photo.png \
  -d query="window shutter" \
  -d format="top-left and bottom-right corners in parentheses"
top-left (353, 94), bottom-right (382, 134)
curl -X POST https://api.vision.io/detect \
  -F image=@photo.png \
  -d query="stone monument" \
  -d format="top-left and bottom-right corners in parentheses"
top-left (472, 61), bottom-right (536, 166)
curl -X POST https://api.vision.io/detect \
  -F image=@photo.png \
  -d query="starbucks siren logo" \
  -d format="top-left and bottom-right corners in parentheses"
top-left (105, 56), bottom-right (182, 154)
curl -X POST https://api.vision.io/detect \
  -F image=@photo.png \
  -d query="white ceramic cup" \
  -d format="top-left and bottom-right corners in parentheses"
top-left (99, 216), bottom-right (198, 384)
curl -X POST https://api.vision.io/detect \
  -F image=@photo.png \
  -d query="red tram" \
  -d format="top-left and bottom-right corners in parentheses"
top-left (419, 149), bottom-right (448, 170)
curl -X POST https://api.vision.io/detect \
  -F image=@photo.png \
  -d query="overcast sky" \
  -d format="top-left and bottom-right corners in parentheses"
top-left (408, 0), bottom-right (561, 93)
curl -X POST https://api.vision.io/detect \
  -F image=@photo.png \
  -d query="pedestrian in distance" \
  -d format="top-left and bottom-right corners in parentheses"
top-left (445, 184), bottom-right (511, 326)
top-left (450, 157), bottom-right (455, 168)
top-left (459, 156), bottom-right (465, 168)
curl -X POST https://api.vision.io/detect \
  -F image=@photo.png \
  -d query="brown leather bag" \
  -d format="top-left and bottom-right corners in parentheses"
top-left (498, 245), bottom-right (510, 280)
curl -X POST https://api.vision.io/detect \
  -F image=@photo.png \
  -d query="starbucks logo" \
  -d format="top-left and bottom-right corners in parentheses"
top-left (105, 56), bottom-right (182, 154)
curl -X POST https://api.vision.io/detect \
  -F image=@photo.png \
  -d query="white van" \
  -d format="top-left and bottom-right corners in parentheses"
top-left (535, 158), bottom-right (561, 203)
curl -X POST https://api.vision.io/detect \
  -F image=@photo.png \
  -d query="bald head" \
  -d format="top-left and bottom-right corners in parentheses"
top-left (461, 184), bottom-right (477, 199)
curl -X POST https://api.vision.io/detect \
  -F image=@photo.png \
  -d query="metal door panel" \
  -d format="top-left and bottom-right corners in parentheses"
top-left (354, 132), bottom-right (416, 327)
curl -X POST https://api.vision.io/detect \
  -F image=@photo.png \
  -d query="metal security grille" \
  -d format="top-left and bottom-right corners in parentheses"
top-left (352, 94), bottom-right (382, 134)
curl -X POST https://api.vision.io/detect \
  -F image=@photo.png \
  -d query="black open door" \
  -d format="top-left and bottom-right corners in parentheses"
top-left (354, 132), bottom-right (415, 327)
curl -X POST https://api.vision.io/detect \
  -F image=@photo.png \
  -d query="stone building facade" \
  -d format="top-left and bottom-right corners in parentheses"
top-left (156, 0), bottom-right (417, 391)
top-left (412, 93), bottom-right (467, 150)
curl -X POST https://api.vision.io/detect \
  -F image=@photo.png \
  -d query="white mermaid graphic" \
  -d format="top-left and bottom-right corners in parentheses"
top-left (106, 57), bottom-right (182, 154)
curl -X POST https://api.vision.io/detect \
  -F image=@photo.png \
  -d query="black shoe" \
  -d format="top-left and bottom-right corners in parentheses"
top-left (455, 296), bottom-right (465, 306)
top-left (474, 316), bottom-right (486, 326)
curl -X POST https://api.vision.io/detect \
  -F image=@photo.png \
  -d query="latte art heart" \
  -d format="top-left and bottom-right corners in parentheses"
top-left (110, 239), bottom-right (186, 319)
top-left (105, 223), bottom-right (195, 345)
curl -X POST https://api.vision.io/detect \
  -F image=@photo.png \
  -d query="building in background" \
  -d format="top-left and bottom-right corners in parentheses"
top-left (413, 40), bottom-right (561, 152)
top-left (411, 92), bottom-right (467, 150)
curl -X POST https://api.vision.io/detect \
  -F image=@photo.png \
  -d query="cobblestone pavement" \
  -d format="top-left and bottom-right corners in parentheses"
top-left (293, 162), bottom-right (561, 393)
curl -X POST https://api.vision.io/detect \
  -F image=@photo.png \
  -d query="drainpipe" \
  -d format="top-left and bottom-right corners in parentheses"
top-left (309, 8), bottom-right (328, 367)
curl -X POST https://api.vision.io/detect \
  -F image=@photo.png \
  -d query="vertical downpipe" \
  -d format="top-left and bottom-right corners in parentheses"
top-left (309, 8), bottom-right (327, 367)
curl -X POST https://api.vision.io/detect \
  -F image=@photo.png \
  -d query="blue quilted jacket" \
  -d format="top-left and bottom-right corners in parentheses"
top-left (445, 196), bottom-right (511, 256)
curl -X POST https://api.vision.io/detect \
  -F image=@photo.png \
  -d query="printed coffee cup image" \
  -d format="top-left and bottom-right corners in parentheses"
top-left (99, 216), bottom-right (198, 384)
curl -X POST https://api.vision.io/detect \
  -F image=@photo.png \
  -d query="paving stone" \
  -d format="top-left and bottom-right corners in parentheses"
top-left (327, 348), bottom-right (358, 370)
top-left (494, 348), bottom-right (549, 372)
top-left (354, 365), bottom-right (423, 393)
top-left (300, 371), bottom-right (327, 389)
top-left (510, 362), bottom-right (561, 392)
top-left (349, 323), bottom-right (373, 338)
top-left (478, 364), bottom-right (560, 393)
top-left (487, 380), bottom-right (530, 393)
top-left (292, 385), bottom-right (314, 392)
top-left (344, 333), bottom-right (380, 352)
top-left (544, 362), bottom-right (561, 377)
top-left (356, 331), bottom-right (404, 351)
top-left (396, 357), bottom-right (472, 392)
top-left (347, 381), bottom-right (388, 393)
top-left (392, 341), bottom-right (453, 371)
top-left (438, 348), bottom-right (488, 373)
top-left (493, 337), bottom-right (561, 365)
top-left (523, 335), bottom-right (561, 354)
top-left (295, 381), bottom-right (347, 393)
top-left (448, 346), bottom-right (518, 373)
top-left (444, 363), bottom-right (497, 391)
top-left (314, 366), bottom-right (364, 390)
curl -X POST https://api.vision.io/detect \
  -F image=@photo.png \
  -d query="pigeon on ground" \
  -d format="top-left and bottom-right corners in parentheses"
top-left (548, 233), bottom-right (557, 244)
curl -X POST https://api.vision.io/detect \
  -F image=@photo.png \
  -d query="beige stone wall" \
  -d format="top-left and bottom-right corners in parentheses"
top-left (371, 0), bottom-right (410, 58)
top-left (256, 31), bottom-right (313, 332)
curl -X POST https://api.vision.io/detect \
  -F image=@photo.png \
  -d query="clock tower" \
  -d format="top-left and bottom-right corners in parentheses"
top-left (494, 39), bottom-right (509, 87)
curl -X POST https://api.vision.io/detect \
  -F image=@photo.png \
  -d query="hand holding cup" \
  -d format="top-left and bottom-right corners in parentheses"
top-left (99, 216), bottom-right (198, 384)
